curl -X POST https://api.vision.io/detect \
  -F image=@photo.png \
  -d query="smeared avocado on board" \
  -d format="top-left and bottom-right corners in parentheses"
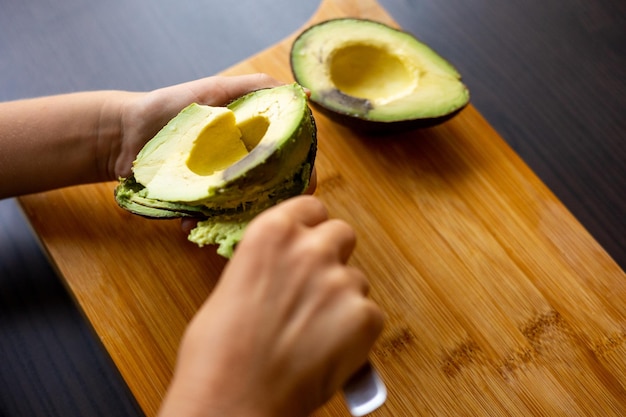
top-left (115, 83), bottom-right (316, 257)
top-left (290, 18), bottom-right (469, 132)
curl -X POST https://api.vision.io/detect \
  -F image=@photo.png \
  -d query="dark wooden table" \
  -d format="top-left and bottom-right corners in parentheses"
top-left (1, 0), bottom-right (624, 415)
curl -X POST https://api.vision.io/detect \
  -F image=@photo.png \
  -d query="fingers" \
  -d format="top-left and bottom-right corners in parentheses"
top-left (183, 73), bottom-right (283, 106)
top-left (304, 167), bottom-right (317, 195)
top-left (346, 265), bottom-right (371, 296)
top-left (312, 218), bottom-right (357, 264)
top-left (255, 196), bottom-right (356, 263)
top-left (242, 196), bottom-right (357, 265)
top-left (263, 195), bottom-right (329, 228)
top-left (180, 217), bottom-right (199, 234)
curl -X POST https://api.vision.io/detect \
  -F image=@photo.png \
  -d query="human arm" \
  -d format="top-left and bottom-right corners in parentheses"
top-left (0, 73), bottom-right (281, 199)
top-left (158, 195), bottom-right (384, 417)
top-left (0, 73), bottom-right (370, 416)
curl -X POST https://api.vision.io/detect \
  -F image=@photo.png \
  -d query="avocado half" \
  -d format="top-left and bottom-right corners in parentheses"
top-left (114, 83), bottom-right (317, 257)
top-left (290, 18), bottom-right (470, 133)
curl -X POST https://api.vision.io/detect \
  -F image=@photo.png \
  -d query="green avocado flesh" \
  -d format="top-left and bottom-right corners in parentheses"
top-left (290, 18), bottom-right (470, 131)
top-left (114, 83), bottom-right (317, 257)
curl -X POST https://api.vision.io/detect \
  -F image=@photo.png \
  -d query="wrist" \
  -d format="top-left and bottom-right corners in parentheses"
top-left (158, 387), bottom-right (275, 417)
top-left (96, 90), bottom-right (138, 182)
top-left (157, 363), bottom-right (280, 417)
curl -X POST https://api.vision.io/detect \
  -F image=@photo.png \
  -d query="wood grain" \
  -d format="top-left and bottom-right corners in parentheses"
top-left (17, 0), bottom-right (626, 415)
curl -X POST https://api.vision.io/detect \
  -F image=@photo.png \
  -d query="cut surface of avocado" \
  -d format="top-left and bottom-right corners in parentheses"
top-left (133, 105), bottom-right (249, 202)
top-left (114, 83), bottom-right (317, 257)
top-left (290, 18), bottom-right (469, 129)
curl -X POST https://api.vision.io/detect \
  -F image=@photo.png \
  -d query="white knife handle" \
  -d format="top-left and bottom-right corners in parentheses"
top-left (342, 362), bottom-right (387, 416)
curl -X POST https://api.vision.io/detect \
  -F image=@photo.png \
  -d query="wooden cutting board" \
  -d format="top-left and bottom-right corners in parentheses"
top-left (18, 0), bottom-right (626, 415)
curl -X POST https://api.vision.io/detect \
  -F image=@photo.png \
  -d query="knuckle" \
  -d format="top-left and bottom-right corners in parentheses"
top-left (301, 234), bottom-right (332, 256)
top-left (292, 194), bottom-right (327, 217)
top-left (316, 266), bottom-right (368, 300)
top-left (243, 209), bottom-right (295, 244)
top-left (331, 218), bottom-right (356, 239)
top-left (347, 299), bottom-right (384, 343)
top-left (361, 300), bottom-right (385, 336)
top-left (321, 267), bottom-right (353, 293)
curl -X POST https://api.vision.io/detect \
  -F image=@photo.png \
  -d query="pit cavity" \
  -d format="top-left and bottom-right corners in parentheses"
top-left (330, 43), bottom-right (416, 103)
top-left (238, 115), bottom-right (270, 151)
top-left (186, 113), bottom-right (270, 176)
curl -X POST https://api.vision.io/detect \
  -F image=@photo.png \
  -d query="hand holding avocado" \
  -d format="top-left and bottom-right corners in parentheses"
top-left (113, 73), bottom-right (285, 181)
top-left (115, 83), bottom-right (317, 257)
top-left (0, 73), bottom-right (282, 199)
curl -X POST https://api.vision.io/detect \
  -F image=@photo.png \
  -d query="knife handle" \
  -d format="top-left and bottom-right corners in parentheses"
top-left (342, 361), bottom-right (387, 416)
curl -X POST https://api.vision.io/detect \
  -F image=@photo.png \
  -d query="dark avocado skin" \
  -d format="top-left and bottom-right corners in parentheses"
top-left (310, 91), bottom-right (468, 135)
top-left (114, 157), bottom-right (314, 219)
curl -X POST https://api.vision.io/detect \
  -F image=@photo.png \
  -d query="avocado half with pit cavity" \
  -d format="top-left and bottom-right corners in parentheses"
top-left (290, 18), bottom-right (470, 132)
top-left (114, 83), bottom-right (316, 258)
